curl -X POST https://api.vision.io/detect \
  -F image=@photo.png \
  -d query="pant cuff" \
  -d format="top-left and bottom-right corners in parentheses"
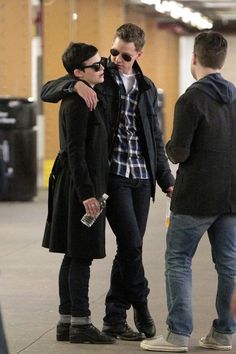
top-left (167, 330), bottom-right (190, 346)
top-left (71, 316), bottom-right (91, 325)
top-left (212, 327), bottom-right (234, 346)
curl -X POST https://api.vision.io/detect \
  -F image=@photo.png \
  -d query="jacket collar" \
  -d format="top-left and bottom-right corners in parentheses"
top-left (105, 57), bottom-right (150, 92)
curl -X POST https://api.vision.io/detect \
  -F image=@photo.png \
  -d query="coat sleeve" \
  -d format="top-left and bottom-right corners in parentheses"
top-left (41, 75), bottom-right (76, 103)
top-left (166, 95), bottom-right (200, 164)
top-left (62, 97), bottom-right (95, 202)
top-left (151, 86), bottom-right (175, 191)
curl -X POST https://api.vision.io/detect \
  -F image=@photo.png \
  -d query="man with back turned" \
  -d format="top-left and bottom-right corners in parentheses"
top-left (141, 31), bottom-right (236, 352)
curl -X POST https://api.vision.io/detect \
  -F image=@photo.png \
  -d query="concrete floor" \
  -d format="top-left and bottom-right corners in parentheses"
top-left (0, 187), bottom-right (235, 354)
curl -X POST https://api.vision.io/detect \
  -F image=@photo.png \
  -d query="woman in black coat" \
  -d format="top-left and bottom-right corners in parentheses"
top-left (42, 43), bottom-right (114, 345)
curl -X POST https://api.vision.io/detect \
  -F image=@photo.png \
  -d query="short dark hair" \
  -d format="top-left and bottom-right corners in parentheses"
top-left (62, 42), bottom-right (98, 75)
top-left (194, 31), bottom-right (227, 69)
top-left (114, 23), bottom-right (145, 51)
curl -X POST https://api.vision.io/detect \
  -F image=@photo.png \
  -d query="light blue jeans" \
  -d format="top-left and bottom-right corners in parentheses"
top-left (165, 213), bottom-right (236, 338)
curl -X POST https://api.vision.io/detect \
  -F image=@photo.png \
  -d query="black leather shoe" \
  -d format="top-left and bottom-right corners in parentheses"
top-left (69, 323), bottom-right (116, 344)
top-left (102, 322), bottom-right (145, 341)
top-left (133, 304), bottom-right (156, 338)
top-left (56, 322), bottom-right (70, 341)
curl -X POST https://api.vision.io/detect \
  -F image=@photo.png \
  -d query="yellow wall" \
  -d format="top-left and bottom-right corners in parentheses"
top-left (0, 0), bottom-right (179, 185)
top-left (155, 28), bottom-right (179, 140)
top-left (43, 0), bottom-right (126, 161)
top-left (0, 0), bottom-right (32, 97)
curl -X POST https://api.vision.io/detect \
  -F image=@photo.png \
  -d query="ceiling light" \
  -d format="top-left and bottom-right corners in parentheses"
top-left (140, 0), bottom-right (213, 29)
top-left (72, 12), bottom-right (78, 21)
top-left (203, 2), bottom-right (236, 9)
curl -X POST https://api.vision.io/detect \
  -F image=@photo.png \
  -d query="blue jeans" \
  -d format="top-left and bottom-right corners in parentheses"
top-left (104, 174), bottom-right (151, 325)
top-left (166, 213), bottom-right (236, 337)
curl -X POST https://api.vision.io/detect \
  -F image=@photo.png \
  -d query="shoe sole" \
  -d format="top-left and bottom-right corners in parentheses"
top-left (57, 334), bottom-right (69, 341)
top-left (118, 334), bottom-right (144, 341)
top-left (102, 331), bottom-right (144, 341)
top-left (199, 339), bottom-right (232, 351)
top-left (70, 336), bottom-right (115, 344)
top-left (141, 341), bottom-right (188, 352)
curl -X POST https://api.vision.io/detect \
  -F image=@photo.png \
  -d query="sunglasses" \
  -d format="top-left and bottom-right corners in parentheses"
top-left (110, 48), bottom-right (133, 62)
top-left (81, 60), bottom-right (104, 72)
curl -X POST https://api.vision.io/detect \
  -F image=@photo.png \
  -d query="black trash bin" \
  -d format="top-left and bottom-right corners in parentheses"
top-left (0, 97), bottom-right (37, 201)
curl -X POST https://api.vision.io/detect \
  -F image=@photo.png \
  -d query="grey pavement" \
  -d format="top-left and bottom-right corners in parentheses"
top-left (0, 187), bottom-right (235, 354)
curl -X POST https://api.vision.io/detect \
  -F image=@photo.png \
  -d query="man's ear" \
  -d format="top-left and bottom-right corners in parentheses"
top-left (192, 52), bottom-right (197, 65)
top-left (74, 68), bottom-right (83, 78)
top-left (136, 51), bottom-right (143, 60)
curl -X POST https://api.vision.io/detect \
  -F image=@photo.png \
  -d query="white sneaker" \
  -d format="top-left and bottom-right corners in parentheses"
top-left (199, 327), bottom-right (232, 351)
top-left (140, 335), bottom-right (188, 352)
top-left (199, 335), bottom-right (232, 351)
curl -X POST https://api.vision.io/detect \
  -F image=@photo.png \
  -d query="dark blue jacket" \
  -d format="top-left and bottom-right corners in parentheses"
top-left (167, 73), bottom-right (236, 215)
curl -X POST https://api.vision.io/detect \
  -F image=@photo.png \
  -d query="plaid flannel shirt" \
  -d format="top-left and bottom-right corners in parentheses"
top-left (110, 74), bottom-right (149, 179)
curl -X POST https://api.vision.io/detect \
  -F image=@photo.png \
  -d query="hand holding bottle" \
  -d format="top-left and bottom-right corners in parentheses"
top-left (83, 197), bottom-right (100, 218)
top-left (81, 194), bottom-right (109, 227)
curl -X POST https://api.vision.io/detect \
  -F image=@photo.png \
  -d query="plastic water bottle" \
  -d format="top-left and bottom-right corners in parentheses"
top-left (81, 193), bottom-right (109, 227)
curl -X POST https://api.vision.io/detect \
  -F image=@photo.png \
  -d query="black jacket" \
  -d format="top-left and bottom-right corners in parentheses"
top-left (42, 94), bottom-right (108, 258)
top-left (41, 58), bottom-right (175, 200)
top-left (167, 73), bottom-right (236, 215)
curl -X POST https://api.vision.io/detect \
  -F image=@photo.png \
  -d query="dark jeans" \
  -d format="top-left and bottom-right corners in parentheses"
top-left (59, 255), bottom-right (92, 317)
top-left (104, 174), bottom-right (151, 325)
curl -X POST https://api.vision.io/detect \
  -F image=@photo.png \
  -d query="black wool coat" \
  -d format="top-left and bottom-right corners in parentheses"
top-left (42, 93), bottom-right (108, 258)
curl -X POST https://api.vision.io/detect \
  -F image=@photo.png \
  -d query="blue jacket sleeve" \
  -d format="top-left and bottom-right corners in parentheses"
top-left (166, 95), bottom-right (200, 164)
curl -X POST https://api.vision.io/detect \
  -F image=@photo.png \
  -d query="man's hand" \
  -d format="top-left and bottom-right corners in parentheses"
top-left (74, 81), bottom-right (98, 110)
top-left (83, 197), bottom-right (100, 217)
top-left (166, 186), bottom-right (174, 198)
